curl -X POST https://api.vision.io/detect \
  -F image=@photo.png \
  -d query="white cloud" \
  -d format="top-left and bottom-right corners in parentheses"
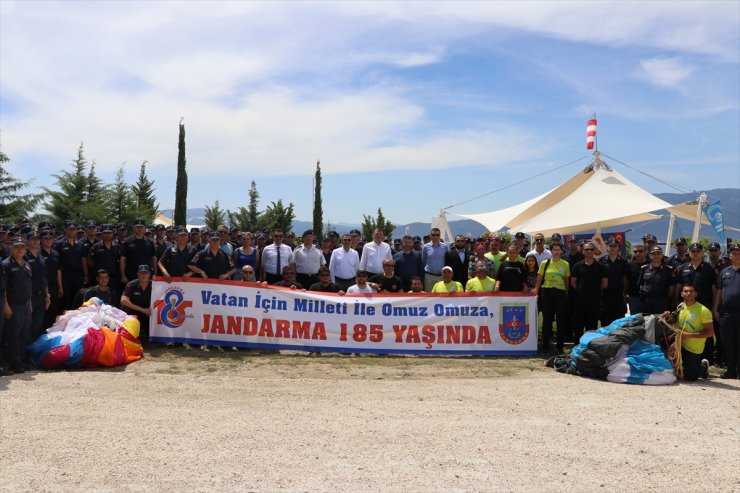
top-left (639, 57), bottom-right (695, 88)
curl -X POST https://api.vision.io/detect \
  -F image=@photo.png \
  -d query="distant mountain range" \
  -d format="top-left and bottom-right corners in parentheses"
top-left (162, 187), bottom-right (739, 245)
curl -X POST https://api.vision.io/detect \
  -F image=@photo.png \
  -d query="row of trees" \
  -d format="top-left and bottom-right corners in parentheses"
top-left (1, 120), bottom-right (395, 237)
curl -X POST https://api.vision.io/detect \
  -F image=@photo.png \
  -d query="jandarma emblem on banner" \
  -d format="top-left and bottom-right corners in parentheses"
top-left (153, 287), bottom-right (193, 329)
top-left (149, 279), bottom-right (538, 355)
top-left (499, 304), bottom-right (529, 345)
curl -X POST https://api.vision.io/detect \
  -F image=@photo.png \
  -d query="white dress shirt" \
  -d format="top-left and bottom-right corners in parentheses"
top-left (291, 244), bottom-right (325, 274)
top-left (359, 240), bottom-right (392, 275)
top-left (261, 243), bottom-right (294, 275)
top-left (329, 247), bottom-right (360, 281)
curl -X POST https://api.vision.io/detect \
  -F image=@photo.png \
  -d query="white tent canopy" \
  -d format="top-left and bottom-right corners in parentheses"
top-left (454, 157), bottom-right (672, 236)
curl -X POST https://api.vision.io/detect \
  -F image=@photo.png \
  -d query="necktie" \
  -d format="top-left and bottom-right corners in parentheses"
top-left (276, 245), bottom-right (281, 276)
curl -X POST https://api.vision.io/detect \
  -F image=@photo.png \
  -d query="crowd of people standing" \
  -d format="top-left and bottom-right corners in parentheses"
top-left (1, 217), bottom-right (738, 381)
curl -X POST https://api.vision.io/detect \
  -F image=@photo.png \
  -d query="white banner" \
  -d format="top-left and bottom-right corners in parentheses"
top-left (150, 277), bottom-right (537, 355)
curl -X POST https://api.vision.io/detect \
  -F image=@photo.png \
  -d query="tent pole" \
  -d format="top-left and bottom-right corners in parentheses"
top-left (691, 193), bottom-right (707, 243)
top-left (665, 214), bottom-right (676, 256)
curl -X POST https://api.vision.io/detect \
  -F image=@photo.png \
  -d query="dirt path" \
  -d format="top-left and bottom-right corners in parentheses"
top-left (1, 350), bottom-right (739, 492)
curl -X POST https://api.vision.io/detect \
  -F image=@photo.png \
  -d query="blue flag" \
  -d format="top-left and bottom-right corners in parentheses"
top-left (703, 200), bottom-right (726, 246)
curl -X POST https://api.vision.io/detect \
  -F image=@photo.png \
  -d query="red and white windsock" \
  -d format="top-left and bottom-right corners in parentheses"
top-left (586, 118), bottom-right (597, 150)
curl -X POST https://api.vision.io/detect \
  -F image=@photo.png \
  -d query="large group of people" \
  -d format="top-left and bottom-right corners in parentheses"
top-left (1, 218), bottom-right (738, 381)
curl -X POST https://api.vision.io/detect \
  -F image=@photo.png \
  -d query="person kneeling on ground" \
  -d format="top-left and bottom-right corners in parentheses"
top-left (662, 284), bottom-right (714, 381)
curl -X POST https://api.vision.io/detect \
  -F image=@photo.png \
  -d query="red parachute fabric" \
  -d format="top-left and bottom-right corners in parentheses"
top-left (40, 345), bottom-right (71, 369)
top-left (81, 328), bottom-right (106, 367)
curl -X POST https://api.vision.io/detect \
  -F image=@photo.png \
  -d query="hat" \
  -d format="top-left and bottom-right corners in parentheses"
top-left (568, 236), bottom-right (579, 243)
top-left (176, 227), bottom-right (188, 235)
top-left (26, 230), bottom-right (39, 239)
top-left (650, 245), bottom-right (663, 254)
top-left (102, 224), bottom-right (114, 233)
top-left (230, 227), bottom-right (239, 233)
top-left (442, 265), bottom-right (453, 273)
top-left (707, 242), bottom-right (721, 250)
top-left (155, 224), bottom-right (165, 231)
top-left (10, 235), bottom-right (25, 246)
top-left (329, 230), bottom-right (340, 238)
top-left (606, 238), bottom-right (620, 247)
top-left (209, 232), bottom-right (220, 240)
top-left (20, 226), bottom-right (32, 236)
top-left (642, 233), bottom-right (657, 242)
top-left (65, 221), bottom-right (77, 230)
top-left (412, 236), bottom-right (422, 242)
top-left (132, 218), bottom-right (146, 226)
top-left (514, 232), bottom-right (525, 239)
top-left (37, 221), bottom-right (50, 229)
top-left (689, 242), bottom-right (704, 251)
top-left (728, 243), bottom-right (740, 252)
top-left (356, 269), bottom-right (369, 276)
top-left (349, 229), bottom-right (361, 236)
top-left (190, 227), bottom-right (200, 234)
top-left (0, 224), bottom-right (7, 233)
top-left (675, 237), bottom-right (688, 245)
top-left (117, 224), bottom-right (127, 231)
top-left (39, 229), bottom-right (53, 238)
top-left (85, 220), bottom-right (96, 228)
top-left (302, 229), bottom-right (314, 237)
top-left (551, 233), bottom-right (563, 242)
top-left (137, 264), bottom-right (153, 274)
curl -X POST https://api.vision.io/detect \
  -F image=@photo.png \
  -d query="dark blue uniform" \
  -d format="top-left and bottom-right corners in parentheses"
top-left (79, 236), bottom-right (99, 286)
top-left (153, 238), bottom-right (170, 261)
top-left (189, 248), bottom-right (234, 279)
top-left (88, 241), bottom-right (121, 287)
top-left (0, 259), bottom-right (6, 373)
top-left (627, 259), bottom-right (649, 314)
top-left (600, 255), bottom-right (629, 326)
top-left (83, 285), bottom-right (119, 307)
top-left (24, 250), bottom-right (48, 339)
top-left (393, 250), bottom-right (424, 291)
top-left (40, 246), bottom-right (61, 329)
top-left (2, 257), bottom-right (32, 370)
top-left (55, 238), bottom-right (85, 310)
top-left (160, 244), bottom-right (197, 277)
top-left (122, 280), bottom-right (152, 342)
top-left (637, 263), bottom-right (674, 314)
top-left (571, 260), bottom-right (607, 339)
top-left (717, 265), bottom-right (740, 378)
top-left (121, 236), bottom-right (156, 281)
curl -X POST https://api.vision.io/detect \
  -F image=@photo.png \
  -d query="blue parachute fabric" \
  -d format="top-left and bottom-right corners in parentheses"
top-left (28, 334), bottom-right (63, 367)
top-left (623, 339), bottom-right (673, 384)
top-left (569, 315), bottom-right (641, 367)
top-left (65, 337), bottom-right (85, 367)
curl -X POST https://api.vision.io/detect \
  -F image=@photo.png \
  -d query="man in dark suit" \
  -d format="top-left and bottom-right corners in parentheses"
top-left (445, 235), bottom-right (472, 286)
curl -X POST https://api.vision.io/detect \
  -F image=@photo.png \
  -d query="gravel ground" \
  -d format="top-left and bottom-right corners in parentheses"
top-left (1, 349), bottom-right (739, 492)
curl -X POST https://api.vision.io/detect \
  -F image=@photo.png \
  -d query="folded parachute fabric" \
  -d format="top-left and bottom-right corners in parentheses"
top-left (28, 297), bottom-right (143, 369)
top-left (549, 315), bottom-right (676, 385)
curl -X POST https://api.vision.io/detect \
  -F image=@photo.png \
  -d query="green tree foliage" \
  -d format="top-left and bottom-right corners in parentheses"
top-left (77, 160), bottom-right (110, 224)
top-left (312, 160), bottom-right (323, 241)
top-left (361, 208), bottom-right (395, 239)
top-left (43, 143), bottom-right (90, 224)
top-left (131, 160), bottom-right (159, 222)
top-left (226, 181), bottom-right (261, 232)
top-left (204, 200), bottom-right (226, 231)
top-left (259, 199), bottom-right (295, 232)
top-left (174, 118), bottom-right (188, 226)
top-left (109, 163), bottom-right (136, 225)
top-left (0, 149), bottom-right (41, 222)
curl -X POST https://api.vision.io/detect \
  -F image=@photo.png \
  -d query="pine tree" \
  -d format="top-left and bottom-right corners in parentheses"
top-left (43, 143), bottom-right (89, 224)
top-left (0, 149), bottom-right (41, 222)
top-left (312, 160), bottom-right (323, 241)
top-left (259, 199), bottom-right (295, 232)
top-left (362, 208), bottom-right (395, 239)
top-left (174, 118), bottom-right (188, 226)
top-left (226, 181), bottom-right (260, 232)
top-left (204, 200), bottom-right (226, 231)
top-left (131, 160), bottom-right (159, 222)
top-left (109, 163), bottom-right (134, 225)
top-left (78, 159), bottom-right (109, 224)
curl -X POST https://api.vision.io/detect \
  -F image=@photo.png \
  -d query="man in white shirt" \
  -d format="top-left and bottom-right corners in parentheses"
top-left (329, 234), bottom-right (361, 291)
top-left (527, 232), bottom-right (552, 264)
top-left (291, 229), bottom-right (325, 288)
top-left (260, 228), bottom-right (294, 284)
top-left (346, 270), bottom-right (377, 294)
top-left (359, 228), bottom-right (393, 276)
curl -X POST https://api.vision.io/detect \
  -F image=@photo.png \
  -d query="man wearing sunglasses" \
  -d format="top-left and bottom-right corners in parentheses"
top-left (570, 241), bottom-right (608, 341)
top-left (627, 243), bottom-right (649, 314)
top-left (260, 228), bottom-right (293, 284)
top-left (422, 228), bottom-right (448, 292)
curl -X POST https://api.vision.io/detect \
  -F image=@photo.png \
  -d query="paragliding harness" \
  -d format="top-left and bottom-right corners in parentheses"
top-left (656, 305), bottom-right (685, 380)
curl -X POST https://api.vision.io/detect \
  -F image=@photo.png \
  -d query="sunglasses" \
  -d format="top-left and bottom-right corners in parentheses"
top-left (583, 248), bottom-right (595, 251)
top-left (535, 239), bottom-right (544, 242)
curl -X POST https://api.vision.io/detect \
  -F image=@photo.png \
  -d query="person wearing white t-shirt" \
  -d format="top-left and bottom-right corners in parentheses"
top-left (346, 270), bottom-right (377, 294)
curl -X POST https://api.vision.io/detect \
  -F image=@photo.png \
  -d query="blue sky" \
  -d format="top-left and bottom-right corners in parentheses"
top-left (1, 1), bottom-right (738, 226)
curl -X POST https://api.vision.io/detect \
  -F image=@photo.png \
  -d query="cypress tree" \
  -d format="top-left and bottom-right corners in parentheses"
top-left (174, 118), bottom-right (187, 226)
top-left (312, 160), bottom-right (323, 241)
